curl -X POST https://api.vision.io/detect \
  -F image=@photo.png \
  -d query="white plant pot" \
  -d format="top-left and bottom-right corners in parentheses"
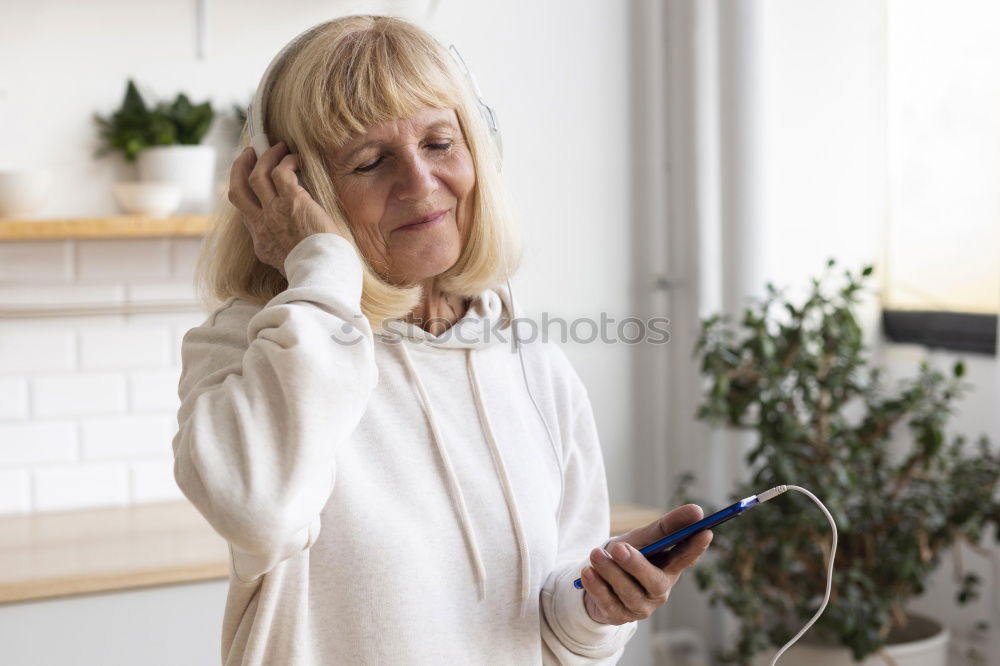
top-left (750, 613), bottom-right (949, 666)
top-left (112, 181), bottom-right (182, 218)
top-left (136, 145), bottom-right (216, 214)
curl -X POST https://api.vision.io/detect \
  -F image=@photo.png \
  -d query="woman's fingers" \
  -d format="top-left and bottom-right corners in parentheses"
top-left (228, 147), bottom-right (261, 212)
top-left (247, 141), bottom-right (289, 209)
top-left (581, 528), bottom-right (715, 626)
top-left (637, 505), bottom-right (705, 547)
top-left (661, 530), bottom-right (713, 577)
top-left (581, 566), bottom-right (633, 623)
top-left (608, 542), bottom-right (672, 600)
top-left (225, 139), bottom-right (342, 274)
top-left (608, 504), bottom-right (704, 563)
top-left (606, 504), bottom-right (705, 571)
top-left (586, 544), bottom-right (664, 619)
top-left (272, 153), bottom-right (305, 199)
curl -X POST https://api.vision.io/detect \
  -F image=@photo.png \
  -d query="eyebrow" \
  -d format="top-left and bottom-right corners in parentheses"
top-left (342, 119), bottom-right (457, 161)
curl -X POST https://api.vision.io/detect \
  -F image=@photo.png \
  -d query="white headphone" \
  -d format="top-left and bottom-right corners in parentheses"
top-left (245, 22), bottom-right (566, 524)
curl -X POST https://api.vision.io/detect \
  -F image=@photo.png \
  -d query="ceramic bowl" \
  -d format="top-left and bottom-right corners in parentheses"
top-left (0, 169), bottom-right (51, 217)
top-left (112, 181), bottom-right (183, 217)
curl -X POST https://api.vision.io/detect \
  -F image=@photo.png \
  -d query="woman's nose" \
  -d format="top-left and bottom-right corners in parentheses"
top-left (394, 151), bottom-right (438, 201)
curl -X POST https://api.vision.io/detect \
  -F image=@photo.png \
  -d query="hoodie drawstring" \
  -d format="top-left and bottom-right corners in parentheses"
top-left (466, 347), bottom-right (533, 618)
top-left (397, 341), bottom-right (488, 602)
top-left (396, 341), bottom-right (533, 618)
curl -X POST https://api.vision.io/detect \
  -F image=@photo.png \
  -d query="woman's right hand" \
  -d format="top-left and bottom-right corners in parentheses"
top-left (228, 140), bottom-right (345, 277)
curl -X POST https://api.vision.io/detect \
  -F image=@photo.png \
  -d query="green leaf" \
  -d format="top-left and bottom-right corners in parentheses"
top-left (122, 79), bottom-right (148, 115)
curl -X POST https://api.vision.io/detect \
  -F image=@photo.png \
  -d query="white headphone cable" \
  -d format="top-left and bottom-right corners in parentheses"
top-left (503, 262), bottom-right (566, 523)
top-left (755, 485), bottom-right (839, 666)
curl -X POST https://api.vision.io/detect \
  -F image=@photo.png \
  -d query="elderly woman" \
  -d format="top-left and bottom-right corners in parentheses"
top-left (173, 14), bottom-right (711, 666)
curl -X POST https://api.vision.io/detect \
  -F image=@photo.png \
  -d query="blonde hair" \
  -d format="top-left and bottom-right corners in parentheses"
top-left (194, 15), bottom-right (524, 332)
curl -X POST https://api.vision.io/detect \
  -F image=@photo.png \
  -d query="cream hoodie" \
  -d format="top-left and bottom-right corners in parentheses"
top-left (172, 232), bottom-right (638, 665)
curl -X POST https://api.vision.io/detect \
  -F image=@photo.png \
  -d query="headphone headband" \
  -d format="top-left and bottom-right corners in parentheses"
top-left (446, 44), bottom-right (503, 166)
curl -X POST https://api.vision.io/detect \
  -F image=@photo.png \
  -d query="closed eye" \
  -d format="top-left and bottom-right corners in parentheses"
top-left (355, 142), bottom-right (454, 174)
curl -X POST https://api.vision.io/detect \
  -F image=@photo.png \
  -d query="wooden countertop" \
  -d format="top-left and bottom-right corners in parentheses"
top-left (0, 501), bottom-right (663, 604)
top-left (0, 214), bottom-right (210, 240)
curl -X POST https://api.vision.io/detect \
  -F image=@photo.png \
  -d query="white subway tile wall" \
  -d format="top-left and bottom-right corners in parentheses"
top-left (0, 241), bottom-right (74, 282)
top-left (34, 463), bottom-right (130, 512)
top-left (130, 458), bottom-right (187, 503)
top-left (0, 378), bottom-right (29, 419)
top-left (0, 469), bottom-right (31, 514)
top-left (76, 239), bottom-right (171, 280)
top-left (0, 237), bottom-right (211, 515)
top-left (0, 284), bottom-right (125, 307)
top-left (0, 422), bottom-right (76, 466)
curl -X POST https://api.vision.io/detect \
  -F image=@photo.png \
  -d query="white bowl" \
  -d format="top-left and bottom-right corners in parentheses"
top-left (0, 169), bottom-right (51, 217)
top-left (112, 181), bottom-right (183, 218)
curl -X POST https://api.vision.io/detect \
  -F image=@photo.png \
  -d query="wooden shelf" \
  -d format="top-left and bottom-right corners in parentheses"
top-left (0, 501), bottom-right (663, 604)
top-left (0, 214), bottom-right (211, 240)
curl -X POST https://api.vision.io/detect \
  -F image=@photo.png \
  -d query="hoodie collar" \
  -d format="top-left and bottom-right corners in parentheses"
top-left (374, 285), bottom-right (518, 351)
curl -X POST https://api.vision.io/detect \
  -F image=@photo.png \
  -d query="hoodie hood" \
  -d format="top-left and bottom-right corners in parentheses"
top-left (373, 284), bottom-right (536, 617)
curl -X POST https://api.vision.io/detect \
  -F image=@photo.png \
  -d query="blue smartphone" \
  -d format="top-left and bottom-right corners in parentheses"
top-left (573, 495), bottom-right (760, 589)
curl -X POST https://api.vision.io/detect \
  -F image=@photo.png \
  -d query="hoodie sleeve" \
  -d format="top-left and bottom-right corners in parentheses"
top-left (171, 232), bottom-right (378, 584)
top-left (540, 353), bottom-right (639, 664)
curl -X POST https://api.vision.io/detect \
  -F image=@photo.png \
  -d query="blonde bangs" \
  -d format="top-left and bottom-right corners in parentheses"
top-left (265, 17), bottom-right (464, 166)
top-left (324, 27), bottom-right (462, 144)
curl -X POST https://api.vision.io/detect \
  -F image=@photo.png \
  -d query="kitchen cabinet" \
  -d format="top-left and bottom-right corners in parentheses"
top-left (0, 578), bottom-right (228, 666)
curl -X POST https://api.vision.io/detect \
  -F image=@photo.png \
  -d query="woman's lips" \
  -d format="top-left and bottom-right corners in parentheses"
top-left (397, 210), bottom-right (447, 231)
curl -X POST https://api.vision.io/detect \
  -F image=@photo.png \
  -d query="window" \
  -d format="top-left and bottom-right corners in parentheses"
top-left (883, 0), bottom-right (999, 354)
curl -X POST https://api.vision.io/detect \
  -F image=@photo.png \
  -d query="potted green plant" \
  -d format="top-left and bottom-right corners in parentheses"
top-left (93, 78), bottom-right (216, 214)
top-left (677, 259), bottom-right (1000, 665)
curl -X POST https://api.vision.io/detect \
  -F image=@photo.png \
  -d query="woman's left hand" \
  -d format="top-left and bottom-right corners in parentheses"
top-left (580, 504), bottom-right (713, 625)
